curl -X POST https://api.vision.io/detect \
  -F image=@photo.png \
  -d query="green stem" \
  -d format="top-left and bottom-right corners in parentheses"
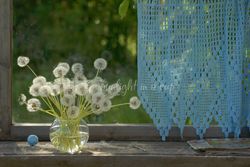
top-left (95, 70), bottom-right (100, 78)
top-left (48, 96), bottom-right (62, 114)
top-left (40, 97), bottom-right (59, 117)
top-left (80, 110), bottom-right (92, 118)
top-left (111, 103), bottom-right (129, 108)
top-left (39, 109), bottom-right (58, 117)
top-left (27, 65), bottom-right (38, 77)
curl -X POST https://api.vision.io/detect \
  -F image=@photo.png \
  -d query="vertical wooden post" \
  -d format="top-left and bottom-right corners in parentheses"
top-left (0, 0), bottom-right (12, 139)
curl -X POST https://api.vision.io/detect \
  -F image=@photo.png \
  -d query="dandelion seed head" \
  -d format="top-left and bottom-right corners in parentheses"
top-left (107, 83), bottom-right (121, 98)
top-left (92, 104), bottom-right (103, 115)
top-left (32, 76), bottom-right (46, 86)
top-left (94, 58), bottom-right (107, 71)
top-left (60, 95), bottom-right (75, 106)
top-left (18, 94), bottom-right (27, 105)
top-left (29, 84), bottom-right (41, 97)
top-left (100, 99), bottom-right (112, 112)
top-left (58, 62), bottom-right (70, 71)
top-left (67, 106), bottom-right (80, 119)
top-left (89, 84), bottom-right (102, 95)
top-left (129, 96), bottom-right (141, 110)
top-left (72, 63), bottom-right (83, 75)
top-left (17, 56), bottom-right (30, 67)
top-left (27, 98), bottom-right (41, 112)
top-left (53, 66), bottom-right (68, 78)
top-left (75, 82), bottom-right (88, 96)
top-left (39, 85), bottom-right (52, 97)
top-left (92, 92), bottom-right (105, 104)
top-left (50, 84), bottom-right (61, 96)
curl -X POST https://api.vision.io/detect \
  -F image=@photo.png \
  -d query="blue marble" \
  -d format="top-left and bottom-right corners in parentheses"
top-left (27, 135), bottom-right (39, 146)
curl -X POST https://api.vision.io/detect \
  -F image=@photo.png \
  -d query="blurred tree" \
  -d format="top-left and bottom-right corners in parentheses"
top-left (13, 0), bottom-right (152, 123)
top-left (13, 0), bottom-right (138, 71)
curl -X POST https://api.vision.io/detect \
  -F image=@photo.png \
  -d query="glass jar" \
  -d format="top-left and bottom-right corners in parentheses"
top-left (49, 118), bottom-right (89, 154)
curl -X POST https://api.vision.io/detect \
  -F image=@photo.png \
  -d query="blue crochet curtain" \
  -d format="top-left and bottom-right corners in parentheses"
top-left (137, 0), bottom-right (250, 140)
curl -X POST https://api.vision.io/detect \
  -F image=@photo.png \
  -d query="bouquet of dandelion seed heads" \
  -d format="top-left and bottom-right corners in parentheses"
top-left (17, 56), bottom-right (141, 120)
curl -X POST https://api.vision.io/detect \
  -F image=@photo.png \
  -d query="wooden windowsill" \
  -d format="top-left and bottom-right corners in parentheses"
top-left (0, 141), bottom-right (250, 167)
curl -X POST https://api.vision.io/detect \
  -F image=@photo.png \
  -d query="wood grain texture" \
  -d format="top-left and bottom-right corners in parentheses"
top-left (10, 124), bottom-right (250, 141)
top-left (0, 0), bottom-right (12, 139)
top-left (0, 141), bottom-right (250, 167)
top-left (188, 138), bottom-right (250, 151)
top-left (0, 0), bottom-right (249, 143)
top-left (2, 156), bottom-right (250, 167)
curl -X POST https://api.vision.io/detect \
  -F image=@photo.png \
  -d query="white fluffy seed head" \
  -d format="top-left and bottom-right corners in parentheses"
top-left (89, 84), bottom-right (102, 95)
top-left (29, 84), bottom-right (41, 97)
top-left (92, 92), bottom-right (105, 104)
top-left (91, 104), bottom-right (103, 115)
top-left (54, 78), bottom-right (71, 85)
top-left (75, 82), bottom-right (88, 96)
top-left (18, 94), bottom-right (27, 105)
top-left (71, 63), bottom-right (83, 74)
top-left (63, 85), bottom-right (75, 95)
top-left (89, 77), bottom-right (107, 88)
top-left (89, 77), bottom-right (106, 84)
top-left (53, 66), bottom-right (68, 78)
top-left (27, 98), bottom-right (41, 112)
top-left (94, 58), bottom-right (107, 71)
top-left (60, 95), bottom-right (75, 106)
top-left (129, 96), bottom-right (141, 110)
top-left (58, 62), bottom-right (70, 71)
top-left (107, 83), bottom-right (121, 98)
top-left (32, 76), bottom-right (46, 86)
top-left (73, 74), bottom-right (87, 84)
top-left (100, 99), bottom-right (112, 112)
top-left (45, 82), bottom-right (53, 86)
top-left (67, 106), bottom-right (80, 119)
top-left (39, 85), bottom-right (53, 97)
top-left (50, 84), bottom-right (61, 96)
top-left (54, 78), bottom-right (71, 90)
top-left (17, 56), bottom-right (30, 67)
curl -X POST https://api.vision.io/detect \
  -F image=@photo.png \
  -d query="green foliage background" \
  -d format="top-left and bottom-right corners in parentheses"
top-left (13, 0), bottom-right (152, 123)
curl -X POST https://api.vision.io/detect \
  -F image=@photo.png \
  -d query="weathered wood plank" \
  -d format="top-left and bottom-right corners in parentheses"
top-left (188, 138), bottom-right (250, 151)
top-left (0, 0), bottom-right (249, 143)
top-left (0, 142), bottom-right (250, 167)
top-left (0, 0), bottom-right (12, 139)
top-left (0, 141), bottom-right (196, 155)
top-left (2, 156), bottom-right (250, 167)
top-left (10, 124), bottom-right (250, 141)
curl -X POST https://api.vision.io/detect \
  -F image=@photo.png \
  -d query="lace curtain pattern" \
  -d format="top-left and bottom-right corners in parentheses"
top-left (137, 0), bottom-right (250, 140)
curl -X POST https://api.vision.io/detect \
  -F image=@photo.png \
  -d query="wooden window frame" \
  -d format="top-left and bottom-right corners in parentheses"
top-left (0, 0), bottom-right (249, 141)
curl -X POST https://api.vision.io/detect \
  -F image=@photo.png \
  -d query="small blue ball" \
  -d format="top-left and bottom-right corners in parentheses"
top-left (27, 135), bottom-right (39, 146)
